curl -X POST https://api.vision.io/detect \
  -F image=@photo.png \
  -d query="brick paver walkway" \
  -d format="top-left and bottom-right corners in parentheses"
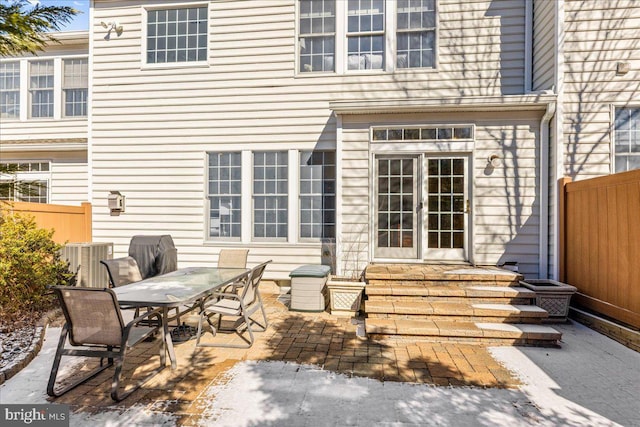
top-left (49, 286), bottom-right (518, 423)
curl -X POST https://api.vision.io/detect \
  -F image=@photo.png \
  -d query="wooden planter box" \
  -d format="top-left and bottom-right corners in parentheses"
top-left (520, 279), bottom-right (577, 322)
top-left (326, 278), bottom-right (365, 317)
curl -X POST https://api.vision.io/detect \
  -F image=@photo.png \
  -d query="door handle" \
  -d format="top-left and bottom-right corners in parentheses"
top-left (465, 199), bottom-right (471, 214)
top-left (416, 201), bottom-right (423, 213)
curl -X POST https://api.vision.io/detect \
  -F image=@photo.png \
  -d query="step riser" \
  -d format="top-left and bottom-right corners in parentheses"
top-left (367, 334), bottom-right (559, 347)
top-left (366, 296), bottom-right (534, 304)
top-left (367, 279), bottom-right (521, 288)
top-left (366, 313), bottom-right (543, 324)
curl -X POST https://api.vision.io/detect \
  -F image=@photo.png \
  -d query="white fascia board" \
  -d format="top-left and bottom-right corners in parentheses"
top-left (330, 94), bottom-right (558, 115)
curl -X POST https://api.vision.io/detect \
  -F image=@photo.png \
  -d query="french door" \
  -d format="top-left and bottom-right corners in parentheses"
top-left (373, 154), bottom-right (470, 262)
top-left (374, 156), bottom-right (418, 259)
top-left (423, 156), bottom-right (469, 261)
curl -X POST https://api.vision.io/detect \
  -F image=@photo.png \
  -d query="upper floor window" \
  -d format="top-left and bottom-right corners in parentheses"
top-left (299, 0), bottom-right (336, 72)
top-left (347, 0), bottom-right (385, 70)
top-left (146, 6), bottom-right (208, 64)
top-left (0, 61), bottom-right (20, 119)
top-left (614, 107), bottom-right (640, 172)
top-left (63, 58), bottom-right (88, 117)
top-left (29, 60), bottom-right (54, 118)
top-left (297, 0), bottom-right (437, 74)
top-left (396, 0), bottom-right (436, 69)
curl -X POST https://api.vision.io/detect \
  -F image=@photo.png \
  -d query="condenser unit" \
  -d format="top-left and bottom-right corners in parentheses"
top-left (61, 242), bottom-right (113, 288)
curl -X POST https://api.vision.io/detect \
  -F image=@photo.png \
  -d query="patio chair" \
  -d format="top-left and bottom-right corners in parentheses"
top-left (47, 286), bottom-right (165, 401)
top-left (101, 256), bottom-right (143, 288)
top-left (218, 249), bottom-right (250, 293)
top-left (195, 260), bottom-right (271, 349)
top-left (217, 249), bottom-right (249, 269)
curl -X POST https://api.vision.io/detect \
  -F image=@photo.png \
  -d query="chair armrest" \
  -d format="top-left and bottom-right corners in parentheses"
top-left (211, 292), bottom-right (241, 300)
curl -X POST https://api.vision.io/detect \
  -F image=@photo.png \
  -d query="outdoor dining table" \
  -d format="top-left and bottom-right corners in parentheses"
top-left (112, 266), bottom-right (248, 369)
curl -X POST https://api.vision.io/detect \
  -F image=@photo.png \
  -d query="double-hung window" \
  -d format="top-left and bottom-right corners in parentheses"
top-left (396, 0), bottom-right (436, 69)
top-left (347, 0), bottom-right (385, 70)
top-left (208, 152), bottom-right (242, 239)
top-left (0, 61), bottom-right (20, 119)
top-left (299, 0), bottom-right (336, 72)
top-left (63, 58), bottom-right (88, 117)
top-left (146, 6), bottom-right (208, 64)
top-left (614, 107), bottom-right (640, 172)
top-left (29, 60), bottom-right (54, 118)
top-left (300, 151), bottom-right (336, 239)
top-left (253, 151), bottom-right (288, 239)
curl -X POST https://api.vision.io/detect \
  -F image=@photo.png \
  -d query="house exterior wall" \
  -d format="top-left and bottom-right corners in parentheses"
top-left (532, 0), bottom-right (555, 92)
top-left (340, 110), bottom-right (543, 278)
top-left (89, 0), bottom-right (532, 278)
top-left (562, 0), bottom-right (640, 181)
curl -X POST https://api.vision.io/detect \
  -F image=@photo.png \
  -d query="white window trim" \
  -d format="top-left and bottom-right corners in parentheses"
top-left (140, 2), bottom-right (211, 70)
top-left (295, 0), bottom-right (438, 77)
top-left (61, 57), bottom-right (89, 118)
top-left (0, 55), bottom-right (88, 122)
top-left (611, 104), bottom-right (640, 174)
top-left (204, 149), bottom-right (336, 245)
top-left (0, 161), bottom-right (51, 204)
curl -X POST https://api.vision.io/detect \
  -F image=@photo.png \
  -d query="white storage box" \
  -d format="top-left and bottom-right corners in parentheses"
top-left (289, 265), bottom-right (331, 312)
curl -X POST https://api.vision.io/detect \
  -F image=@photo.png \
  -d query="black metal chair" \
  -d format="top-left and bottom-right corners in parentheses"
top-left (47, 286), bottom-right (165, 401)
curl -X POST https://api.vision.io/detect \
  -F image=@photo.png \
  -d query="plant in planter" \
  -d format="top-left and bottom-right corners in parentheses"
top-left (323, 228), bottom-right (367, 316)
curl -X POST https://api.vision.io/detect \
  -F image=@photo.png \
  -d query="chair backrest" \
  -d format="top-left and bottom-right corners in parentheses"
top-left (53, 287), bottom-right (124, 347)
top-left (101, 257), bottom-right (143, 287)
top-left (218, 249), bottom-right (249, 269)
top-left (240, 260), bottom-right (271, 306)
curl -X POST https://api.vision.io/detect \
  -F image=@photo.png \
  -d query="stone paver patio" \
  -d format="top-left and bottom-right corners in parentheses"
top-left (44, 285), bottom-right (518, 423)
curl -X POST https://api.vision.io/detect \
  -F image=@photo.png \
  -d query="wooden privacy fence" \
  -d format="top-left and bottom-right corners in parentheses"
top-left (2, 201), bottom-right (92, 244)
top-left (559, 170), bottom-right (640, 329)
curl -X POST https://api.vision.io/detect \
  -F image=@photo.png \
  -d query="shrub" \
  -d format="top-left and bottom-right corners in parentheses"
top-left (0, 210), bottom-right (75, 324)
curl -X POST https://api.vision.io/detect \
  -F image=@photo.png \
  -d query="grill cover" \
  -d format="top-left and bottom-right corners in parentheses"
top-left (128, 235), bottom-right (177, 279)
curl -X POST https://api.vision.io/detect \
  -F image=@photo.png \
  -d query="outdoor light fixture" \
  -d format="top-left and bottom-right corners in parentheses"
top-left (108, 191), bottom-right (125, 216)
top-left (101, 21), bottom-right (123, 39)
top-left (488, 154), bottom-right (501, 168)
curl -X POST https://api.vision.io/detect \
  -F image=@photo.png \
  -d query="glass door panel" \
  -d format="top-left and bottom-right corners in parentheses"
top-left (375, 157), bottom-right (418, 259)
top-left (424, 157), bottom-right (467, 260)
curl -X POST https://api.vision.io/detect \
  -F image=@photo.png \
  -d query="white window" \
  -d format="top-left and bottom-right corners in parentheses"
top-left (253, 151), bottom-right (288, 239)
top-left (347, 0), bottom-right (385, 70)
top-left (63, 58), bottom-right (88, 117)
top-left (146, 6), bottom-right (208, 64)
top-left (614, 107), bottom-right (640, 172)
top-left (396, 0), bottom-right (436, 69)
top-left (0, 162), bottom-right (50, 203)
top-left (0, 61), bottom-right (20, 119)
top-left (207, 152), bottom-right (242, 239)
top-left (299, 0), bottom-right (336, 72)
top-left (29, 60), bottom-right (54, 118)
top-left (300, 151), bottom-right (336, 239)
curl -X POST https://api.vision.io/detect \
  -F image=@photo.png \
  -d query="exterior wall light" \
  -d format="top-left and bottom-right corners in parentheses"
top-left (488, 154), bottom-right (501, 168)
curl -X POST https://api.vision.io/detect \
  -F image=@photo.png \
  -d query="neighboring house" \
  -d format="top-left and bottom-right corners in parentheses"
top-left (0, 31), bottom-right (89, 206)
top-left (1, 1), bottom-right (638, 281)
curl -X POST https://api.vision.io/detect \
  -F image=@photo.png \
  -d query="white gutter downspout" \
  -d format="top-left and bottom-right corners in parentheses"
top-left (539, 102), bottom-right (556, 279)
top-left (87, 0), bottom-right (94, 206)
top-left (524, 0), bottom-right (533, 93)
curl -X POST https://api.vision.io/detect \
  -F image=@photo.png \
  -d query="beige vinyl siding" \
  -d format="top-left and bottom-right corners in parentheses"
top-left (339, 111), bottom-right (542, 278)
top-left (563, 0), bottom-right (640, 180)
top-left (91, 0), bottom-right (528, 278)
top-left (532, 0), bottom-right (555, 91)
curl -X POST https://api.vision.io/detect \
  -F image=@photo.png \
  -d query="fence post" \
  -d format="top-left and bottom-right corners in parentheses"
top-left (82, 202), bottom-right (92, 242)
top-left (558, 177), bottom-right (572, 283)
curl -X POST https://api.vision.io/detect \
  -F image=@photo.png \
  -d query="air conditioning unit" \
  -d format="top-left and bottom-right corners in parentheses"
top-left (61, 242), bottom-right (114, 288)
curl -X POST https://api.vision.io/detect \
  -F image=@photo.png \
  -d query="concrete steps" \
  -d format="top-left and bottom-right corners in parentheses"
top-left (365, 301), bottom-right (548, 323)
top-left (363, 264), bottom-right (562, 347)
top-left (365, 318), bottom-right (562, 346)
